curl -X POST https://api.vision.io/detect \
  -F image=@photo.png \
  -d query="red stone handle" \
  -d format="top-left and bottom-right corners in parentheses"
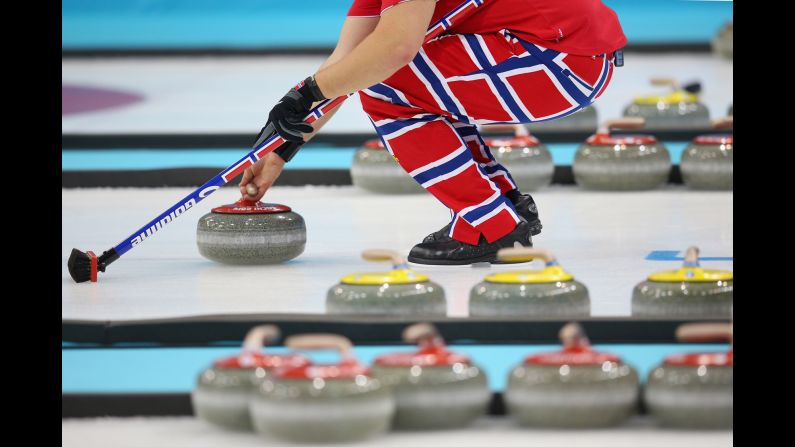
top-left (559, 322), bottom-right (591, 349)
top-left (479, 124), bottom-right (529, 136)
top-left (242, 325), bottom-right (280, 352)
top-left (712, 116), bottom-right (733, 129)
top-left (286, 333), bottom-right (355, 360)
top-left (676, 323), bottom-right (732, 344)
top-left (403, 323), bottom-right (444, 346)
top-left (597, 117), bottom-right (645, 135)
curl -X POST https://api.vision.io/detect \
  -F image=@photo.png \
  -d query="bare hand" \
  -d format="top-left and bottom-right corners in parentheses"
top-left (238, 153), bottom-right (286, 202)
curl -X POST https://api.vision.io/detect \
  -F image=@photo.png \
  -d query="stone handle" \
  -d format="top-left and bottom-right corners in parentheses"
top-left (403, 323), bottom-right (442, 344)
top-left (650, 77), bottom-right (680, 90)
top-left (362, 249), bottom-right (406, 268)
top-left (478, 124), bottom-right (529, 136)
top-left (285, 333), bottom-right (354, 359)
top-left (712, 116), bottom-right (733, 129)
top-left (242, 325), bottom-right (280, 352)
top-left (236, 198), bottom-right (259, 207)
top-left (600, 117), bottom-right (645, 134)
top-left (559, 322), bottom-right (590, 348)
top-left (683, 246), bottom-right (700, 266)
top-left (496, 247), bottom-right (555, 264)
top-left (676, 323), bottom-right (732, 344)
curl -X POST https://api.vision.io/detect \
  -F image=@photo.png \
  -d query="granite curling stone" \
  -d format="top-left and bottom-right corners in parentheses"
top-left (351, 138), bottom-right (425, 194)
top-left (479, 124), bottom-right (553, 191)
top-left (505, 322), bottom-right (640, 428)
top-left (196, 198), bottom-right (306, 264)
top-left (622, 77), bottom-right (710, 130)
top-left (469, 247), bottom-right (590, 317)
top-left (573, 117), bottom-right (672, 190)
top-left (712, 22), bottom-right (733, 59)
top-left (250, 333), bottom-right (395, 443)
top-left (326, 249), bottom-right (446, 316)
top-left (371, 323), bottom-right (490, 430)
top-left (526, 104), bottom-right (598, 133)
top-left (680, 117), bottom-right (733, 190)
top-left (191, 325), bottom-right (309, 431)
top-left (645, 323), bottom-right (733, 429)
top-left (632, 246), bottom-right (732, 318)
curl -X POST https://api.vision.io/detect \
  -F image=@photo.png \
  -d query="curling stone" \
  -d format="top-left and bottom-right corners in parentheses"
top-left (351, 138), bottom-right (425, 194)
top-left (632, 246), bottom-right (732, 318)
top-left (469, 248), bottom-right (590, 317)
top-left (371, 323), bottom-right (490, 430)
top-left (526, 105), bottom-right (598, 133)
top-left (505, 323), bottom-right (639, 428)
top-left (573, 117), bottom-right (671, 190)
top-left (191, 325), bottom-right (309, 431)
top-left (623, 78), bottom-right (710, 130)
top-left (196, 198), bottom-right (306, 265)
top-left (680, 117), bottom-right (733, 190)
top-left (712, 22), bottom-right (733, 59)
top-left (326, 249), bottom-right (446, 316)
top-left (479, 124), bottom-right (553, 191)
top-left (250, 334), bottom-right (395, 443)
top-left (645, 323), bottom-right (733, 429)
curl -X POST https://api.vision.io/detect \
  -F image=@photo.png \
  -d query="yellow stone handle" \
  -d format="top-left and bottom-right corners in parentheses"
top-left (712, 116), bottom-right (733, 129)
top-left (496, 247), bottom-right (555, 263)
top-left (676, 323), bottom-right (732, 344)
top-left (650, 77), bottom-right (680, 90)
top-left (242, 325), bottom-right (280, 352)
top-left (684, 246), bottom-right (700, 265)
top-left (285, 333), bottom-right (354, 359)
top-left (559, 322), bottom-right (590, 348)
top-left (403, 322), bottom-right (441, 344)
top-left (361, 249), bottom-right (406, 267)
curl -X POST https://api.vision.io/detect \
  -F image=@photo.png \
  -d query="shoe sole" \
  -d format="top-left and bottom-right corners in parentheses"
top-left (426, 219), bottom-right (541, 243)
top-left (407, 239), bottom-right (533, 266)
top-left (407, 255), bottom-right (532, 266)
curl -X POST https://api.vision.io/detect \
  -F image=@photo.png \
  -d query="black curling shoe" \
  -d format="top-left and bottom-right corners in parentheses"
top-left (408, 220), bottom-right (533, 265)
top-left (423, 192), bottom-right (541, 243)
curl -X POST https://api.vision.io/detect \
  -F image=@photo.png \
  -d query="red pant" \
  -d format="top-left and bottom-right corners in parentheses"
top-left (360, 30), bottom-right (614, 244)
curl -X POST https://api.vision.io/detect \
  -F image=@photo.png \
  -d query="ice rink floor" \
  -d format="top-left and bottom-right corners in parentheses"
top-left (62, 186), bottom-right (733, 321)
top-left (61, 416), bottom-right (731, 447)
top-left (62, 54), bottom-right (733, 135)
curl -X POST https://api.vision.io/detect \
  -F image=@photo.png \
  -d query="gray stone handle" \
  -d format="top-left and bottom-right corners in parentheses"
top-left (242, 325), bottom-right (280, 352)
top-left (285, 333), bottom-right (354, 359)
top-left (496, 247), bottom-right (555, 264)
top-left (676, 323), bottom-right (732, 344)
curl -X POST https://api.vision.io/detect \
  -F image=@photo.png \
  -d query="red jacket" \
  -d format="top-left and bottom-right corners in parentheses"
top-left (348, 0), bottom-right (627, 56)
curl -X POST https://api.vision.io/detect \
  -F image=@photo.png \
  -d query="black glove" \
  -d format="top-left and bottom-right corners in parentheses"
top-left (266, 75), bottom-right (328, 143)
top-left (252, 123), bottom-right (304, 163)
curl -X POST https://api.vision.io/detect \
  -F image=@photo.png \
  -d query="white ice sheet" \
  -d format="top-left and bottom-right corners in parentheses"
top-left (62, 186), bottom-right (733, 321)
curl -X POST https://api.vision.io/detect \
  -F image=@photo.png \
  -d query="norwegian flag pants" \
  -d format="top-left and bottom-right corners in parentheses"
top-left (359, 30), bottom-right (615, 244)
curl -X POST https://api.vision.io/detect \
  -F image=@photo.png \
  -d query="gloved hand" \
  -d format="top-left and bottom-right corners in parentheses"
top-left (266, 75), bottom-right (328, 143)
